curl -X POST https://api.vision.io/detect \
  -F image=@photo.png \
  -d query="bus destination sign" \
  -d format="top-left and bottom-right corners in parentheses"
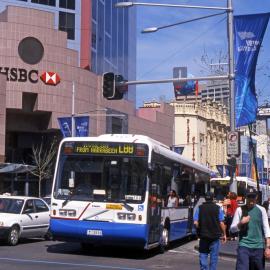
top-left (63, 142), bottom-right (148, 156)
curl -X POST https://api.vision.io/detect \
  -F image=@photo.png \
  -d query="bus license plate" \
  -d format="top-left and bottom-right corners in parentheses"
top-left (87, 229), bottom-right (103, 236)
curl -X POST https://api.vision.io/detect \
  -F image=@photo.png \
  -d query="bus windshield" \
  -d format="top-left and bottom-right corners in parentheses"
top-left (53, 143), bottom-right (148, 204)
top-left (210, 179), bottom-right (247, 202)
top-left (210, 180), bottom-right (229, 201)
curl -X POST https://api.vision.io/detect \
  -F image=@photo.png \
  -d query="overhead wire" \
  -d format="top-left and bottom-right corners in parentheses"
top-left (137, 15), bottom-right (227, 79)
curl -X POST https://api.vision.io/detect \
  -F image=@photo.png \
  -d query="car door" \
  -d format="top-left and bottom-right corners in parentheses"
top-left (33, 199), bottom-right (50, 236)
top-left (20, 199), bottom-right (38, 237)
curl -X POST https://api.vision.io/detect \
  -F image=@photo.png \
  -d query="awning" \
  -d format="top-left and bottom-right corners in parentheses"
top-left (0, 163), bottom-right (36, 173)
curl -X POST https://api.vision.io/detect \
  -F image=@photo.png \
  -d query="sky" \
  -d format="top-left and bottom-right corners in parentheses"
top-left (135, 0), bottom-right (270, 107)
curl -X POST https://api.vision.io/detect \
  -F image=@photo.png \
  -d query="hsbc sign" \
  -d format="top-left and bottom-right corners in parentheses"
top-left (40, 72), bottom-right (60, 85)
top-left (0, 67), bottom-right (60, 85)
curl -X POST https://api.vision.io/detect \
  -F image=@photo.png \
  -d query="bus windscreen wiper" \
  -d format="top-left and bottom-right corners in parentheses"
top-left (120, 199), bottom-right (134, 212)
top-left (62, 194), bottom-right (74, 207)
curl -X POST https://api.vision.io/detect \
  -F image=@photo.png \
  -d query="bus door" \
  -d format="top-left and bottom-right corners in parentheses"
top-left (148, 165), bottom-right (162, 244)
top-left (186, 183), bottom-right (195, 234)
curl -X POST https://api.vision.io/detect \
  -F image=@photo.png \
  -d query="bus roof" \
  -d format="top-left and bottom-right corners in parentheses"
top-left (61, 134), bottom-right (212, 175)
top-left (210, 176), bottom-right (259, 183)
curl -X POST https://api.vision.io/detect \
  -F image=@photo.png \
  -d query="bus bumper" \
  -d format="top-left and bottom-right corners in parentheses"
top-left (50, 218), bottom-right (149, 249)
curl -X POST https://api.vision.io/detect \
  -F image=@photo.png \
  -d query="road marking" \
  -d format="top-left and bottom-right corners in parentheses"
top-left (168, 250), bottom-right (186, 254)
top-left (0, 257), bottom-right (144, 270)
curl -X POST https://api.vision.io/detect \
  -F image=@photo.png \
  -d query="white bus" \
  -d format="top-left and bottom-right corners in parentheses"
top-left (210, 176), bottom-right (270, 205)
top-left (50, 134), bottom-right (212, 251)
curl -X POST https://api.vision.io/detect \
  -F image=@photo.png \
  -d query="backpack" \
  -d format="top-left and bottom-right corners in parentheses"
top-left (239, 205), bottom-right (249, 238)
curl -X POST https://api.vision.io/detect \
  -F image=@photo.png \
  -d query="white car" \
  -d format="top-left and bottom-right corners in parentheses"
top-left (0, 195), bottom-right (50, 245)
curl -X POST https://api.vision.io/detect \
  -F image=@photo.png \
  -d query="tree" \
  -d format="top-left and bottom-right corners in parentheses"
top-left (195, 48), bottom-right (228, 76)
top-left (30, 137), bottom-right (58, 197)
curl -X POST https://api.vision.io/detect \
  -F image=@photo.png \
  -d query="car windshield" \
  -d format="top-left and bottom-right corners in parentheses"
top-left (54, 142), bottom-right (148, 204)
top-left (0, 198), bottom-right (24, 214)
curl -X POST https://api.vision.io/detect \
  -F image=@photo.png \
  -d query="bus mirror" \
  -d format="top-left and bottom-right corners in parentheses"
top-left (68, 177), bottom-right (74, 188)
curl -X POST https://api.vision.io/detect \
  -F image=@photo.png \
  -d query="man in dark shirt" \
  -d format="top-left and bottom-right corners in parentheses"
top-left (194, 191), bottom-right (226, 270)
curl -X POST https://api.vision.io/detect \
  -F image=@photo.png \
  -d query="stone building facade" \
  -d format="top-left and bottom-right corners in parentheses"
top-left (170, 99), bottom-right (230, 171)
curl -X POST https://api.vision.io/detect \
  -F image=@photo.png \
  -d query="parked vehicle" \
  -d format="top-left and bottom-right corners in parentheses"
top-left (0, 195), bottom-right (50, 245)
top-left (42, 196), bottom-right (51, 207)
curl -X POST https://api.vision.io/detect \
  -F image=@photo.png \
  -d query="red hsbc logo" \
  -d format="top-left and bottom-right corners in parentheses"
top-left (40, 72), bottom-right (61, 86)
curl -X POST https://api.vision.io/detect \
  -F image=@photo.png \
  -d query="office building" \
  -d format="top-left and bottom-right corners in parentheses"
top-left (0, 0), bottom-right (136, 101)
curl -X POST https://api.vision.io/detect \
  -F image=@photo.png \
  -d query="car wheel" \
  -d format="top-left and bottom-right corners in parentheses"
top-left (7, 226), bottom-right (20, 246)
top-left (44, 230), bottom-right (53, 241)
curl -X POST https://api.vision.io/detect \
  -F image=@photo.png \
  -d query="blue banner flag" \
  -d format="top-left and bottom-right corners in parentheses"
top-left (174, 80), bottom-right (198, 97)
top-left (234, 13), bottom-right (270, 127)
top-left (57, 117), bottom-right (72, 137)
top-left (75, 116), bottom-right (89, 137)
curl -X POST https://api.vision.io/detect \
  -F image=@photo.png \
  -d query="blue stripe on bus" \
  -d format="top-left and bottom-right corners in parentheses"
top-left (50, 219), bottom-right (149, 248)
top-left (169, 220), bottom-right (190, 241)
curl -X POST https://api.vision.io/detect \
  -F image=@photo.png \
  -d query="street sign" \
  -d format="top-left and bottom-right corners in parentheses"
top-left (227, 131), bottom-right (240, 157)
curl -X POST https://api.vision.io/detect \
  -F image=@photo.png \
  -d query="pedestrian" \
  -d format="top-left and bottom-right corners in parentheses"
top-left (226, 192), bottom-right (238, 240)
top-left (194, 191), bottom-right (227, 270)
top-left (230, 192), bottom-right (270, 270)
top-left (166, 190), bottom-right (179, 207)
top-left (262, 200), bottom-right (270, 222)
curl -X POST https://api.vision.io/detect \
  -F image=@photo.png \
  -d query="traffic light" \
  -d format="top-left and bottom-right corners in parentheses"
top-left (102, 72), bottom-right (115, 99)
top-left (102, 72), bottom-right (126, 100)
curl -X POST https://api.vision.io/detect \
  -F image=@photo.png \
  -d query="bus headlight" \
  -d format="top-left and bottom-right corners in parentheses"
top-left (59, 209), bottom-right (76, 217)
top-left (67, 210), bottom-right (76, 217)
top-left (59, 209), bottom-right (67, 216)
top-left (117, 213), bottom-right (136, 221)
top-left (126, 213), bottom-right (136, 221)
top-left (117, 213), bottom-right (126, 220)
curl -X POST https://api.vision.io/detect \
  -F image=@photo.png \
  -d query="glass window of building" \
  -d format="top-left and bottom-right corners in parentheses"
top-left (92, 21), bottom-right (97, 49)
top-left (92, 0), bottom-right (97, 21)
top-left (59, 0), bottom-right (75, 10)
top-left (31, 0), bottom-right (56, 6)
top-left (111, 0), bottom-right (117, 67)
top-left (111, 117), bottom-right (123, 134)
top-left (105, 34), bottom-right (111, 61)
top-left (123, 9), bottom-right (129, 78)
top-left (97, 0), bottom-right (104, 74)
top-left (59, 12), bottom-right (75, 40)
top-left (118, 8), bottom-right (124, 62)
top-left (105, 0), bottom-right (112, 35)
top-left (91, 51), bottom-right (97, 72)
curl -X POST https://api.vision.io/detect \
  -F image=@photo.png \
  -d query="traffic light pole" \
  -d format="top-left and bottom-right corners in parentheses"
top-left (117, 74), bottom-right (229, 87)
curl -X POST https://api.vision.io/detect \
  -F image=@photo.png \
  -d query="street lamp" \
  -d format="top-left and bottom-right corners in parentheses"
top-left (141, 12), bottom-right (227, 34)
top-left (116, 1), bottom-right (237, 192)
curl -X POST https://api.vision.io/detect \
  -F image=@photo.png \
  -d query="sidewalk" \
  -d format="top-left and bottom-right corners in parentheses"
top-left (219, 240), bottom-right (238, 258)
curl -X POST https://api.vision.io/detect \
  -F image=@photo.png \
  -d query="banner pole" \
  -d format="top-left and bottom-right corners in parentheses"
top-left (227, 0), bottom-right (237, 193)
top-left (72, 81), bottom-right (75, 137)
